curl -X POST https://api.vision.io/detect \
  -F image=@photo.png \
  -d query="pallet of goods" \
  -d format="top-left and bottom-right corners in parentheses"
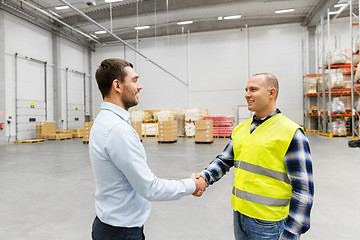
top-left (83, 121), bottom-right (94, 143)
top-left (194, 120), bottom-right (213, 143)
top-left (131, 121), bottom-right (143, 140)
top-left (158, 120), bottom-right (177, 143)
top-left (205, 116), bottom-right (235, 137)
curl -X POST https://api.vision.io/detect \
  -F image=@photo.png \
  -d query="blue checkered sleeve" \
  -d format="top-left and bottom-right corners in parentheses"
top-left (201, 136), bottom-right (234, 185)
top-left (281, 129), bottom-right (314, 240)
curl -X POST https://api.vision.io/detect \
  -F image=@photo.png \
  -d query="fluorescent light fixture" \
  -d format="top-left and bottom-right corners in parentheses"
top-left (334, 4), bottom-right (346, 8)
top-left (95, 30), bottom-right (107, 34)
top-left (55, 5), bottom-right (69, 10)
top-left (275, 8), bottom-right (295, 14)
top-left (134, 26), bottom-right (150, 30)
top-left (223, 15), bottom-right (242, 20)
top-left (49, 10), bottom-right (61, 18)
top-left (105, 0), bottom-right (124, 2)
top-left (218, 16), bottom-right (223, 20)
top-left (177, 20), bottom-right (193, 25)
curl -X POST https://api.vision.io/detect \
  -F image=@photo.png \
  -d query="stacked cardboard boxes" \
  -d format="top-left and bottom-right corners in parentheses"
top-left (195, 120), bottom-right (213, 143)
top-left (83, 121), bottom-right (94, 143)
top-left (131, 121), bottom-right (143, 140)
top-left (158, 120), bottom-right (177, 142)
top-left (36, 121), bottom-right (56, 140)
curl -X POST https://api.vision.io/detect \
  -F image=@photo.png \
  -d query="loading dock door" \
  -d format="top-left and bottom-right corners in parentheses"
top-left (15, 55), bottom-right (46, 140)
top-left (66, 69), bottom-right (85, 129)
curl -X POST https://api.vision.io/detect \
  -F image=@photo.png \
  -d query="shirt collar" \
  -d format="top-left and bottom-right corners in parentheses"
top-left (252, 108), bottom-right (281, 123)
top-left (101, 102), bottom-right (131, 123)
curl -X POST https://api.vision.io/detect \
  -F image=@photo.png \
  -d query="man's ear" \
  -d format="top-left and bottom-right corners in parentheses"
top-left (269, 88), bottom-right (276, 98)
top-left (113, 79), bottom-right (122, 93)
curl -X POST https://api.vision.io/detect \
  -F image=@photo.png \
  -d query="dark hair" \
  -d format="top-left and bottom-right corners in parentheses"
top-left (252, 72), bottom-right (279, 100)
top-left (95, 58), bottom-right (133, 99)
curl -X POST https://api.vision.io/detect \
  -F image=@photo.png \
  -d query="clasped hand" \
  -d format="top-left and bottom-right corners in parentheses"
top-left (191, 173), bottom-right (207, 197)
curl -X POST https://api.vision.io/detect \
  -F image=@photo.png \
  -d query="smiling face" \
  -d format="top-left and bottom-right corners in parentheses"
top-left (245, 74), bottom-right (277, 119)
top-left (120, 66), bottom-right (142, 110)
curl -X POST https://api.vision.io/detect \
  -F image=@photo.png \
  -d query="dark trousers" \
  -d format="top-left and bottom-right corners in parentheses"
top-left (92, 216), bottom-right (145, 240)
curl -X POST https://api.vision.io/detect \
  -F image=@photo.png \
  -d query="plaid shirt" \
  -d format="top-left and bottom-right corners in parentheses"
top-left (201, 109), bottom-right (314, 240)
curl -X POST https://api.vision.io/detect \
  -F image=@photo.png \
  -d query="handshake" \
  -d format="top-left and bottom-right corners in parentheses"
top-left (191, 173), bottom-right (207, 197)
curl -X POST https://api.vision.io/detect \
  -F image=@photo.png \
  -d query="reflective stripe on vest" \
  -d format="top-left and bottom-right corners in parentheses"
top-left (232, 187), bottom-right (290, 207)
top-left (234, 160), bottom-right (291, 185)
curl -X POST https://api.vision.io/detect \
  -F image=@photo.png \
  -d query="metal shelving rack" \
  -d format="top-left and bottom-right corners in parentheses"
top-left (305, 0), bottom-right (359, 139)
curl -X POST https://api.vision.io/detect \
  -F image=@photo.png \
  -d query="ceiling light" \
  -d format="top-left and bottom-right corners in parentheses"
top-left (95, 30), bottom-right (107, 34)
top-left (134, 26), bottom-right (150, 30)
top-left (55, 5), bottom-right (69, 10)
top-left (334, 4), bottom-right (346, 8)
top-left (218, 16), bottom-right (223, 20)
top-left (223, 15), bottom-right (242, 20)
top-left (105, 0), bottom-right (124, 2)
top-left (275, 9), bottom-right (295, 14)
top-left (177, 21), bottom-right (193, 25)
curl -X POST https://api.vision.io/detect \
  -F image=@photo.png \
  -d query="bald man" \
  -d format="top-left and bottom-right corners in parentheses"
top-left (195, 73), bottom-right (314, 240)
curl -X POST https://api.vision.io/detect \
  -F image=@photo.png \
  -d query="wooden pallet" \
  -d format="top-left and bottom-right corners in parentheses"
top-left (14, 139), bottom-right (45, 144)
top-left (195, 141), bottom-right (213, 144)
top-left (213, 135), bottom-right (230, 138)
top-left (158, 140), bottom-right (177, 143)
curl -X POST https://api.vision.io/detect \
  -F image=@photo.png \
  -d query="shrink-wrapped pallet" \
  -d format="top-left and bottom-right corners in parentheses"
top-left (185, 122), bottom-right (195, 137)
top-left (184, 107), bottom-right (208, 121)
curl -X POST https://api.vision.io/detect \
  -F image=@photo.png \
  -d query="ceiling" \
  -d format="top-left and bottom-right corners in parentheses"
top-left (0, 0), bottom-right (353, 48)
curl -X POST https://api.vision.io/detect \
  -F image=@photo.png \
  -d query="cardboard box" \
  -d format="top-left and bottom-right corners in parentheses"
top-left (195, 120), bottom-right (213, 142)
top-left (157, 120), bottom-right (177, 142)
top-left (47, 133), bottom-right (73, 140)
top-left (83, 121), bottom-right (94, 142)
top-left (304, 75), bottom-right (318, 94)
top-left (36, 121), bottom-right (56, 139)
top-left (131, 121), bottom-right (143, 140)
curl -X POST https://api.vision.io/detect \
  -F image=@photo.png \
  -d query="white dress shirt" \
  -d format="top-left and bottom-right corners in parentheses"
top-left (89, 102), bottom-right (195, 227)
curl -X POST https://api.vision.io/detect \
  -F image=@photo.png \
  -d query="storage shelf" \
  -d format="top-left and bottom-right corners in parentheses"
top-left (323, 63), bottom-right (358, 69)
top-left (306, 88), bottom-right (360, 97)
top-left (306, 113), bottom-right (353, 117)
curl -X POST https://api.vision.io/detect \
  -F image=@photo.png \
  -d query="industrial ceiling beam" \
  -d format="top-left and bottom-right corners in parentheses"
top-left (0, 1), bottom-right (95, 50)
top-left (59, 0), bottom-right (187, 87)
top-left (302, 0), bottom-right (339, 26)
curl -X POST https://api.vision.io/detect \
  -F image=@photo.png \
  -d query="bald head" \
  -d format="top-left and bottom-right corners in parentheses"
top-left (251, 73), bottom-right (279, 100)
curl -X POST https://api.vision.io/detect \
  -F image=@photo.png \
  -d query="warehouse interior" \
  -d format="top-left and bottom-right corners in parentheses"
top-left (0, 0), bottom-right (359, 239)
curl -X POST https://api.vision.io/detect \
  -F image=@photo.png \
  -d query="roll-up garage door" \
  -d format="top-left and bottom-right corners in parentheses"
top-left (15, 54), bottom-right (47, 140)
top-left (66, 69), bottom-right (85, 129)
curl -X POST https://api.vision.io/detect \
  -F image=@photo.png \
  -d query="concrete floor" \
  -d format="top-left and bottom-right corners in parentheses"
top-left (0, 134), bottom-right (359, 240)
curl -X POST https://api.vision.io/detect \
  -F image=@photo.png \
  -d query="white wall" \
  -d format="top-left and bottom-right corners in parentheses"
top-left (93, 23), bottom-right (308, 124)
top-left (3, 13), bottom-right (90, 140)
top-left (248, 24), bottom-right (307, 124)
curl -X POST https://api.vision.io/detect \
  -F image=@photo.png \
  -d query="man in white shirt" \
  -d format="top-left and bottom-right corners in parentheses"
top-left (90, 58), bottom-right (206, 240)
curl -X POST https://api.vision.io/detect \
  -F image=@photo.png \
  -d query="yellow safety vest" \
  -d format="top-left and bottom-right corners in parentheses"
top-left (231, 113), bottom-right (300, 221)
